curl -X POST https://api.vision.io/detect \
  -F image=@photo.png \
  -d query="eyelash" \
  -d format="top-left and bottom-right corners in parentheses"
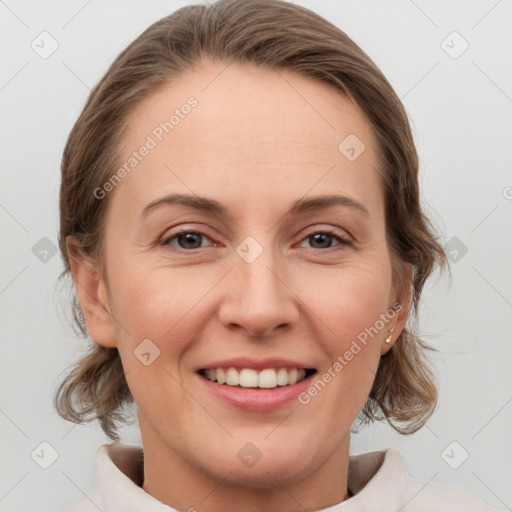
top-left (160, 228), bottom-right (352, 252)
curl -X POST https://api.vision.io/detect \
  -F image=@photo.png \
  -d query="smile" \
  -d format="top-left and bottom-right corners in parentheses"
top-left (199, 367), bottom-right (316, 389)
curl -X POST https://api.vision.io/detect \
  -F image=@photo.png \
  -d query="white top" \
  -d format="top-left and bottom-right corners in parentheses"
top-left (67, 443), bottom-right (501, 512)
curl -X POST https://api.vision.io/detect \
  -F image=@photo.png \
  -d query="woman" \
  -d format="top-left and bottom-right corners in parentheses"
top-left (55, 0), bottom-right (500, 510)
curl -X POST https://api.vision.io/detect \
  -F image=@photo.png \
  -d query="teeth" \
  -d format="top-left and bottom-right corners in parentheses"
top-left (203, 367), bottom-right (309, 388)
top-left (226, 367), bottom-right (240, 386)
top-left (258, 369), bottom-right (276, 388)
top-left (217, 368), bottom-right (226, 384)
top-left (240, 369), bottom-right (258, 387)
top-left (276, 368), bottom-right (288, 385)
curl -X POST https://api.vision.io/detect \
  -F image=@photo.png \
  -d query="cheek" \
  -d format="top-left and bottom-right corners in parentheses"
top-left (108, 263), bottom-right (209, 414)
top-left (107, 258), bottom-right (220, 351)
top-left (307, 259), bottom-right (393, 346)
top-left (106, 238), bottom-right (393, 356)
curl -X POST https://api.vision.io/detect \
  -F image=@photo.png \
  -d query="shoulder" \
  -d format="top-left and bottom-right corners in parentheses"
top-left (399, 474), bottom-right (501, 512)
top-left (66, 498), bottom-right (98, 512)
top-left (63, 444), bottom-right (112, 512)
top-left (348, 447), bottom-right (502, 512)
top-left (64, 443), bottom-right (169, 512)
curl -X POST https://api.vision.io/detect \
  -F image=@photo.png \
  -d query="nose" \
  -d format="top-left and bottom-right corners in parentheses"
top-left (218, 246), bottom-right (299, 338)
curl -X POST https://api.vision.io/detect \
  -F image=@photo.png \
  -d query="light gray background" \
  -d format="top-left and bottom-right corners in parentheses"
top-left (1, 1), bottom-right (511, 511)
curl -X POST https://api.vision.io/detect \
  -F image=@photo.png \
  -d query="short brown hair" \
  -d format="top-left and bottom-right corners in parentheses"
top-left (55, 0), bottom-right (449, 441)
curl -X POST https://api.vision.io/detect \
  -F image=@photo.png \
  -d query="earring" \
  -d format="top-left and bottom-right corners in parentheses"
top-left (385, 327), bottom-right (395, 344)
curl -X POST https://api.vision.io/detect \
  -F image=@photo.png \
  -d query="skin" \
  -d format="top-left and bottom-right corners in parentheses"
top-left (69, 60), bottom-right (412, 512)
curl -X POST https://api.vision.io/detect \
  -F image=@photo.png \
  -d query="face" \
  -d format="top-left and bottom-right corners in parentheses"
top-left (73, 60), bottom-right (410, 489)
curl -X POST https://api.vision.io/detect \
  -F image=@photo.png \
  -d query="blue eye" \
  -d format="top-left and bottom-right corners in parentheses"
top-left (300, 230), bottom-right (351, 250)
top-left (162, 231), bottom-right (212, 250)
top-left (161, 229), bottom-right (351, 251)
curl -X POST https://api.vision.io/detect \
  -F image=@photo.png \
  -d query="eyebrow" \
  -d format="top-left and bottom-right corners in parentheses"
top-left (140, 193), bottom-right (370, 220)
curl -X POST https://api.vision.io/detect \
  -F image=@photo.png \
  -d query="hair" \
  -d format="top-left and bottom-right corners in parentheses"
top-left (54, 0), bottom-right (449, 442)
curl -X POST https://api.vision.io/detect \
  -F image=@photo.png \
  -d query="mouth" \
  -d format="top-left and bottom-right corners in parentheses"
top-left (195, 358), bottom-right (319, 411)
top-left (198, 367), bottom-right (317, 389)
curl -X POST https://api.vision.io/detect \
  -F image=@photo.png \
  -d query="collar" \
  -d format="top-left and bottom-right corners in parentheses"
top-left (83, 442), bottom-right (496, 511)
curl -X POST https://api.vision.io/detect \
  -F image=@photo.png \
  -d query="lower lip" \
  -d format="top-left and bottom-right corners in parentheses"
top-left (197, 373), bottom-right (315, 411)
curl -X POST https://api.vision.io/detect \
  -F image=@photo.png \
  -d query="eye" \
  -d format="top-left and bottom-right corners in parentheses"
top-left (298, 229), bottom-right (351, 250)
top-left (161, 230), bottom-right (214, 250)
top-left (161, 228), bottom-right (351, 252)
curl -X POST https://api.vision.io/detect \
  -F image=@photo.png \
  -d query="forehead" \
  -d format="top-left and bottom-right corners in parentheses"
top-left (113, 60), bottom-right (382, 221)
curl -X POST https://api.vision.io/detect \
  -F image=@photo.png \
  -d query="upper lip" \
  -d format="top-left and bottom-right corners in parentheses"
top-left (196, 357), bottom-right (316, 372)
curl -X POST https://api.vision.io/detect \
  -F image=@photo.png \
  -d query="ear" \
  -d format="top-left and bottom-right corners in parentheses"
top-left (66, 236), bottom-right (117, 348)
top-left (380, 262), bottom-right (414, 356)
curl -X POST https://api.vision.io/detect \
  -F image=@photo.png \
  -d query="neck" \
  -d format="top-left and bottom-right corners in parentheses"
top-left (139, 415), bottom-right (352, 512)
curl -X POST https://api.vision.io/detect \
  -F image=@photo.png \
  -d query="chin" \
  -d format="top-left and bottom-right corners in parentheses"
top-left (215, 460), bottom-right (314, 489)
top-left (201, 440), bottom-right (325, 489)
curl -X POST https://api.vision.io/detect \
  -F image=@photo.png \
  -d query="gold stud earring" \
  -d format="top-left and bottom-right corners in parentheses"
top-left (385, 327), bottom-right (395, 344)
